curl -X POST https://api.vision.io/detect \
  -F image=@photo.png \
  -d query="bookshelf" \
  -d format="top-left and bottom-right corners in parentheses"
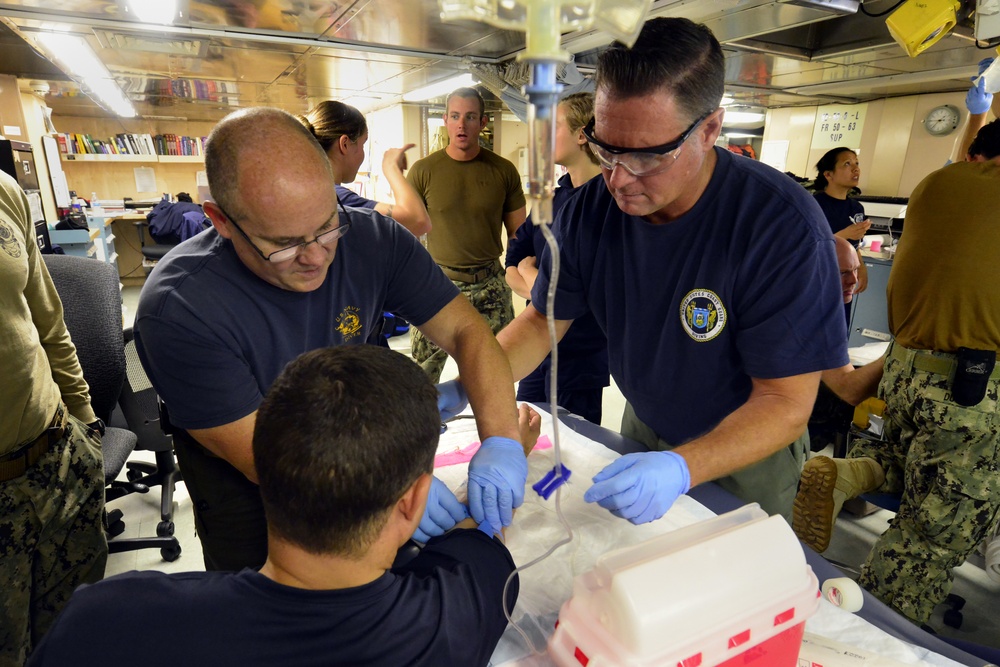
top-left (61, 153), bottom-right (203, 164)
top-left (54, 115), bottom-right (215, 205)
top-left (55, 131), bottom-right (207, 159)
top-left (156, 155), bottom-right (204, 164)
top-left (62, 153), bottom-right (157, 163)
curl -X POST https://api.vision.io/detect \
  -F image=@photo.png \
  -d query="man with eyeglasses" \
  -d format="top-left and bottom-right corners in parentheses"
top-left (134, 107), bottom-right (526, 571)
top-left (496, 17), bottom-right (848, 524)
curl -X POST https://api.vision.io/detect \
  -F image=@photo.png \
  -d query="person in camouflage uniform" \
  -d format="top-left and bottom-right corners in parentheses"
top-left (411, 264), bottom-right (513, 381)
top-left (0, 170), bottom-right (107, 666)
top-left (852, 348), bottom-right (999, 624)
top-left (794, 124), bottom-right (1000, 625)
top-left (406, 87), bottom-right (526, 383)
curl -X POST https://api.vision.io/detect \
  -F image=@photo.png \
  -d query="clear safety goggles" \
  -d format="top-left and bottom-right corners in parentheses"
top-left (582, 110), bottom-right (712, 177)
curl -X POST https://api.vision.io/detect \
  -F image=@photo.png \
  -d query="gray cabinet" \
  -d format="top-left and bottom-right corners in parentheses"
top-left (848, 256), bottom-right (893, 347)
top-left (48, 214), bottom-right (118, 273)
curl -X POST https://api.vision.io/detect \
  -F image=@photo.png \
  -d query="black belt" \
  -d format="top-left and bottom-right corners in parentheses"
top-left (438, 261), bottom-right (500, 284)
top-left (0, 404), bottom-right (69, 482)
top-left (888, 343), bottom-right (1000, 380)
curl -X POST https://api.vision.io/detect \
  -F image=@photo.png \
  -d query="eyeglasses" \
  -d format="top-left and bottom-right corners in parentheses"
top-left (582, 110), bottom-right (713, 177)
top-left (216, 194), bottom-right (350, 263)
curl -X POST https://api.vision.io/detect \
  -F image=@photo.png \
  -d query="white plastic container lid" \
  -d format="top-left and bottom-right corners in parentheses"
top-left (549, 504), bottom-right (820, 666)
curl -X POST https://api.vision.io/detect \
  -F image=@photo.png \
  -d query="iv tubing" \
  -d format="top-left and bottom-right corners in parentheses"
top-left (499, 58), bottom-right (575, 657)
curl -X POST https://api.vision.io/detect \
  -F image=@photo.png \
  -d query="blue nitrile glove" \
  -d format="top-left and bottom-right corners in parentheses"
top-left (413, 476), bottom-right (469, 543)
top-left (436, 380), bottom-right (468, 422)
top-left (967, 58), bottom-right (995, 115)
top-left (583, 451), bottom-right (691, 525)
top-left (468, 436), bottom-right (528, 530)
top-left (967, 78), bottom-right (993, 115)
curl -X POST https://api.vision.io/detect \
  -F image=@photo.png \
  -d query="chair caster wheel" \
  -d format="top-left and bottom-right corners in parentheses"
top-left (160, 545), bottom-right (182, 562)
top-left (156, 520), bottom-right (174, 537)
top-left (943, 608), bottom-right (963, 629)
top-left (105, 509), bottom-right (125, 537)
top-left (126, 469), bottom-right (142, 483)
top-left (107, 520), bottom-right (125, 538)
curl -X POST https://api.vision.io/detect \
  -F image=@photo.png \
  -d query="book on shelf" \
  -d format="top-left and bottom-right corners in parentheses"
top-left (56, 130), bottom-right (205, 160)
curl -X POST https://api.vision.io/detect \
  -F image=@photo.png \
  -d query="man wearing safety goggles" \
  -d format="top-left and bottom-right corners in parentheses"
top-left (496, 17), bottom-right (847, 525)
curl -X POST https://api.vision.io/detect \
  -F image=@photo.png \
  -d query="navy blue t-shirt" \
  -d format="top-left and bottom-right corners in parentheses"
top-left (135, 208), bottom-right (458, 430)
top-left (533, 147), bottom-right (848, 445)
top-left (29, 530), bottom-right (517, 667)
top-left (506, 173), bottom-right (609, 391)
top-left (335, 184), bottom-right (377, 210)
top-left (813, 191), bottom-right (866, 248)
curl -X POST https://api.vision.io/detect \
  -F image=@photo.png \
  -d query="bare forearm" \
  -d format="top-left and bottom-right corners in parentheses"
top-left (495, 306), bottom-right (568, 382)
top-left (505, 267), bottom-right (531, 300)
top-left (381, 167), bottom-right (431, 236)
top-left (188, 411), bottom-right (259, 482)
top-left (821, 358), bottom-right (884, 406)
top-left (518, 263), bottom-right (539, 292)
top-left (446, 319), bottom-right (519, 442)
top-left (503, 207), bottom-right (526, 239)
top-left (673, 374), bottom-right (819, 487)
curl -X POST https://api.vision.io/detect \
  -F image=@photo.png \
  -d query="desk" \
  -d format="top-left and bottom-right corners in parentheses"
top-left (543, 404), bottom-right (986, 667)
top-left (109, 214), bottom-right (148, 286)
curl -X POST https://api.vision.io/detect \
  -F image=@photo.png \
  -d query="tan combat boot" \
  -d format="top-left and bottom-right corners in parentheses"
top-left (793, 456), bottom-right (885, 553)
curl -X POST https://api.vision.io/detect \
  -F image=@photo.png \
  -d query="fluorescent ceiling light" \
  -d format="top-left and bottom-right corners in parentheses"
top-left (724, 131), bottom-right (762, 138)
top-left (36, 32), bottom-right (136, 118)
top-left (724, 110), bottom-right (765, 123)
top-left (126, 0), bottom-right (178, 25)
top-left (721, 95), bottom-right (734, 106)
top-left (402, 73), bottom-right (476, 102)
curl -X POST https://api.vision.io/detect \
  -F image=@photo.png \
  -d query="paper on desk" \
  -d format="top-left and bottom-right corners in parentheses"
top-left (805, 600), bottom-right (966, 667)
top-left (801, 631), bottom-right (918, 666)
top-left (849, 341), bottom-right (891, 367)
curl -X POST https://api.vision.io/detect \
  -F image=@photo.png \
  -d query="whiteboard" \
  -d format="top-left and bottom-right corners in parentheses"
top-left (41, 135), bottom-right (70, 208)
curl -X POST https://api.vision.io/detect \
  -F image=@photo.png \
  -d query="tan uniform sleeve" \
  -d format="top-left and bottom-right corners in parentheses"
top-left (16, 189), bottom-right (97, 424)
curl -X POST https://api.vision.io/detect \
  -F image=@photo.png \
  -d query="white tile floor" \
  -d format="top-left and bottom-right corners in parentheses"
top-left (111, 287), bottom-right (998, 654)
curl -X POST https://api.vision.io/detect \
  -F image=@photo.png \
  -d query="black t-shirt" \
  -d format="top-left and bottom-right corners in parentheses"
top-left (505, 173), bottom-right (609, 391)
top-left (813, 191), bottom-right (866, 248)
top-left (533, 148), bottom-right (848, 445)
top-left (29, 530), bottom-right (517, 667)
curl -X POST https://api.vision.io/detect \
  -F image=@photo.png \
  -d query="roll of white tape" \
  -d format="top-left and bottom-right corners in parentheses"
top-left (822, 577), bottom-right (864, 613)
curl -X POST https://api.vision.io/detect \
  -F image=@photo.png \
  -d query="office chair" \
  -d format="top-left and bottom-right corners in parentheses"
top-left (133, 220), bottom-right (178, 275)
top-left (117, 327), bottom-right (183, 541)
top-left (42, 254), bottom-right (181, 562)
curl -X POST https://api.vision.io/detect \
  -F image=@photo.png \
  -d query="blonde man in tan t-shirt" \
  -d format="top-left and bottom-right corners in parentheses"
top-left (407, 87), bottom-right (527, 382)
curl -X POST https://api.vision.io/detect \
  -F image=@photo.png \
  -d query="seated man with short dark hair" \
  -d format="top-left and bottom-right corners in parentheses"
top-left (29, 345), bottom-right (537, 667)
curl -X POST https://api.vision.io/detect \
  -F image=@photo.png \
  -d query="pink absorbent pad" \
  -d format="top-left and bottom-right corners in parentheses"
top-left (434, 435), bottom-right (552, 468)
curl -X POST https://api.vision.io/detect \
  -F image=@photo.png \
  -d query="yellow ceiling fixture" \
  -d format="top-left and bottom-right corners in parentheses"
top-left (885, 0), bottom-right (961, 57)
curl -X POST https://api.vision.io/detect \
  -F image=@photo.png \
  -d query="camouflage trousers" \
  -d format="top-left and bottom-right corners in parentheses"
top-left (411, 263), bottom-right (514, 383)
top-left (0, 408), bottom-right (107, 667)
top-left (850, 344), bottom-right (1000, 625)
top-left (620, 402), bottom-right (808, 524)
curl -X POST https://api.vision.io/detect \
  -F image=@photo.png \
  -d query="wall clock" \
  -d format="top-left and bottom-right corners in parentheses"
top-left (923, 104), bottom-right (960, 136)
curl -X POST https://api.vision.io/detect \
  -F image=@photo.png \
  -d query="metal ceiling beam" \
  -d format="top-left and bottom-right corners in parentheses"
top-left (0, 7), bottom-right (505, 65)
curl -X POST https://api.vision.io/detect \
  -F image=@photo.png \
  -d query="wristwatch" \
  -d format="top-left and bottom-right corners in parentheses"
top-left (87, 419), bottom-right (106, 437)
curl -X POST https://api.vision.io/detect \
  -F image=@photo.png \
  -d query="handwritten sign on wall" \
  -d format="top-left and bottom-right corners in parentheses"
top-left (812, 103), bottom-right (868, 149)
